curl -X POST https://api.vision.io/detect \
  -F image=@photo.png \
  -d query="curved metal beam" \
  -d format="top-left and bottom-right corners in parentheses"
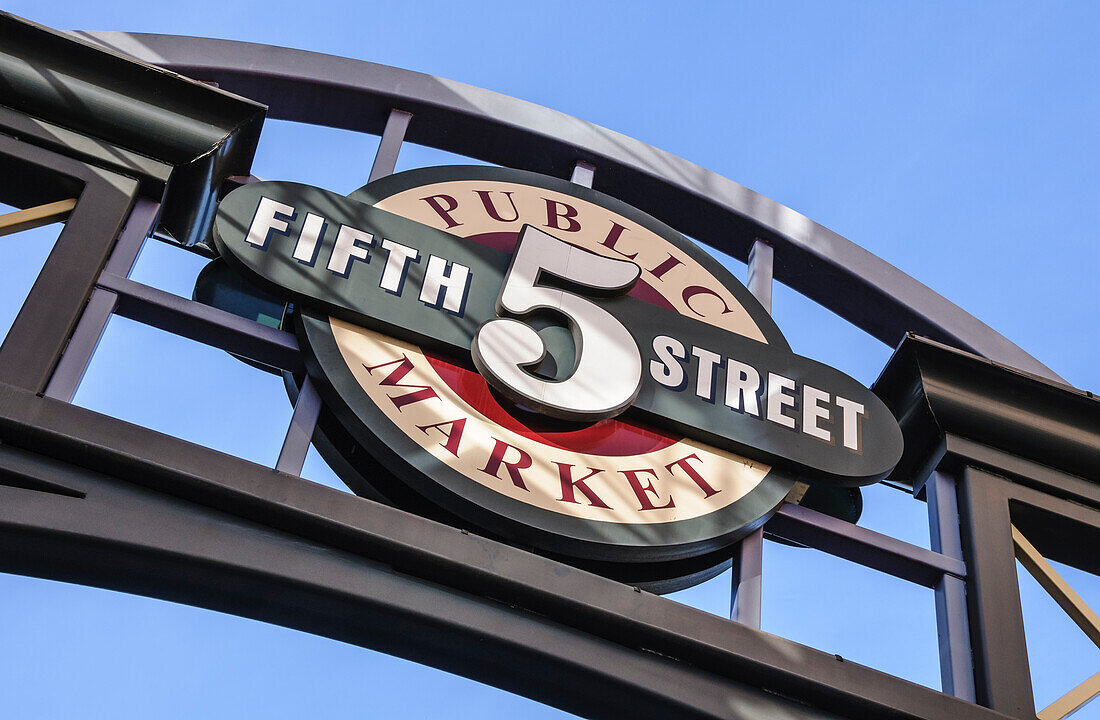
top-left (73, 31), bottom-right (1059, 382)
top-left (0, 384), bottom-right (1009, 720)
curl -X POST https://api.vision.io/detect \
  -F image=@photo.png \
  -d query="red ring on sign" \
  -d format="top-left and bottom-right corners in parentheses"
top-left (423, 231), bottom-right (681, 457)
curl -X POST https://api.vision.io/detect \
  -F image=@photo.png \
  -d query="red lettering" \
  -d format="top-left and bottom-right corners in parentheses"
top-left (363, 355), bottom-right (439, 410)
top-left (621, 468), bottom-right (675, 511)
top-left (474, 190), bottom-right (520, 223)
top-left (416, 417), bottom-right (467, 457)
top-left (553, 463), bottom-right (611, 509)
top-left (600, 221), bottom-right (638, 259)
top-left (682, 285), bottom-right (733, 318)
top-left (479, 438), bottom-right (532, 491)
top-left (648, 253), bottom-right (683, 281)
top-left (544, 199), bottom-right (581, 232)
top-left (664, 453), bottom-right (721, 499)
top-left (420, 194), bottom-right (462, 229)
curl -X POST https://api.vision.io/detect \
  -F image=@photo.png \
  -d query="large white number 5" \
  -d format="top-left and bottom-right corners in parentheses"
top-left (471, 224), bottom-right (643, 421)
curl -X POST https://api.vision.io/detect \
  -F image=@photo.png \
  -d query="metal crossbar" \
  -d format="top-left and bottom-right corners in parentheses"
top-left (32, 107), bottom-right (973, 709)
top-left (67, 261), bottom-right (968, 590)
top-left (99, 272), bottom-right (302, 373)
top-left (769, 502), bottom-right (964, 586)
top-left (1012, 525), bottom-right (1100, 719)
top-left (1012, 525), bottom-right (1100, 647)
top-left (1037, 671), bottom-right (1100, 720)
top-left (0, 198), bottom-right (76, 237)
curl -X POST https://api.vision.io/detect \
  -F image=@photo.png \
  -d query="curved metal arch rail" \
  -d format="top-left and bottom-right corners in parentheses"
top-left (0, 22), bottom-right (1057, 720)
top-left (75, 31), bottom-right (1060, 383)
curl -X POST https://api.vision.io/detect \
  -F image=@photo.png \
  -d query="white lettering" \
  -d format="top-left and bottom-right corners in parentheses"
top-left (650, 335), bottom-right (687, 389)
top-left (835, 397), bottom-right (866, 451)
top-left (379, 239), bottom-right (419, 294)
top-left (292, 212), bottom-right (326, 264)
top-left (765, 372), bottom-right (797, 429)
top-left (724, 359), bottom-right (761, 417)
top-left (420, 255), bottom-right (471, 314)
top-left (327, 225), bottom-right (374, 276)
top-left (802, 384), bottom-right (831, 442)
top-left (245, 196), bottom-right (294, 249)
top-left (691, 347), bottom-right (723, 402)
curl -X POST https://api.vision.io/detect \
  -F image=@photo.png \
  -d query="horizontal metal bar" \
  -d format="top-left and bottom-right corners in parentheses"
top-left (97, 273), bottom-right (302, 372)
top-left (0, 383), bottom-right (1014, 720)
top-left (0, 198), bottom-right (76, 236)
top-left (95, 284), bottom-right (958, 584)
top-left (1037, 670), bottom-right (1100, 720)
top-left (0, 444), bottom-right (830, 720)
top-left (82, 31), bottom-right (1062, 382)
top-left (767, 502), bottom-right (965, 587)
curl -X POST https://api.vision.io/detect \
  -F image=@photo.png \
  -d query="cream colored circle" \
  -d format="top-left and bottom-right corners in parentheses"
top-left (331, 178), bottom-right (774, 524)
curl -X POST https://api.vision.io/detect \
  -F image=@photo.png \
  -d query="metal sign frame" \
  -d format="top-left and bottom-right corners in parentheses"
top-left (1, 14), bottom-right (1097, 720)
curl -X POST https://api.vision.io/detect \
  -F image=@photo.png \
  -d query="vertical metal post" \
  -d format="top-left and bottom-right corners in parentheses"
top-left (731, 527), bottom-right (763, 627)
top-left (43, 199), bottom-right (160, 402)
top-left (367, 110), bottom-right (413, 184)
top-left (731, 239), bottom-right (772, 627)
top-left (42, 289), bottom-right (118, 402)
top-left (102, 198), bottom-right (160, 277)
top-left (276, 112), bottom-right (412, 476)
top-left (746, 240), bottom-right (773, 313)
top-left (927, 470), bottom-right (976, 701)
top-left (570, 161), bottom-right (595, 188)
top-left (275, 375), bottom-right (323, 476)
top-left (957, 466), bottom-right (1035, 718)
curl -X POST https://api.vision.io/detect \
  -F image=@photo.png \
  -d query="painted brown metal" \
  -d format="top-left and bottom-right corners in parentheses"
top-left (0, 198), bottom-right (76, 237)
top-left (875, 334), bottom-right (1100, 719)
top-left (0, 13), bottom-right (266, 247)
top-left (1, 14), bottom-right (1096, 720)
top-left (0, 138), bottom-right (137, 394)
top-left (74, 30), bottom-right (1063, 384)
top-left (0, 381), bottom-right (1011, 720)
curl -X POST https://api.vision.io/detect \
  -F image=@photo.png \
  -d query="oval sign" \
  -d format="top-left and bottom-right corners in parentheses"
top-left (212, 166), bottom-right (902, 571)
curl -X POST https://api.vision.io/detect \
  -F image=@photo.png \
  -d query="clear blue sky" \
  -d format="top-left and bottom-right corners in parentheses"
top-left (2, 2), bottom-right (1098, 718)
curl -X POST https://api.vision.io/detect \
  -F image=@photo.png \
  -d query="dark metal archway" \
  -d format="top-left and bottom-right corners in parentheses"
top-left (74, 31), bottom-right (1063, 383)
top-left (2, 14), bottom-right (1097, 720)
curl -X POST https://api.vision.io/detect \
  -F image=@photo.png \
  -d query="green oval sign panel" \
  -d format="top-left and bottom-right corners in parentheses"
top-left (213, 166), bottom-right (903, 584)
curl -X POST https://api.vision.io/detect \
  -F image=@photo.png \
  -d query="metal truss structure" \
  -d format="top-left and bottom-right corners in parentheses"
top-left (0, 13), bottom-right (1097, 720)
